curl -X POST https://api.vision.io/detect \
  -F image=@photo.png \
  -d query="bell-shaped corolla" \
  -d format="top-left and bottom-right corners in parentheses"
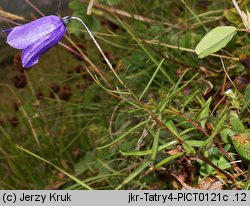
top-left (5, 15), bottom-right (66, 68)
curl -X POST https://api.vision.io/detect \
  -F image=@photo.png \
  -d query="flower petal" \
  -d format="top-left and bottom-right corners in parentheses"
top-left (7, 15), bottom-right (64, 50)
top-left (3, 28), bottom-right (14, 33)
top-left (21, 25), bottom-right (66, 68)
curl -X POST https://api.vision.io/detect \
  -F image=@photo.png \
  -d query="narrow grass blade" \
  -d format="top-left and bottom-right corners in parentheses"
top-left (181, 0), bottom-right (208, 31)
top-left (165, 120), bottom-right (185, 142)
top-left (120, 150), bottom-right (152, 156)
top-left (154, 152), bottom-right (184, 169)
top-left (97, 121), bottom-right (147, 149)
top-left (182, 143), bottom-right (195, 155)
top-left (146, 126), bottom-right (160, 160)
top-left (66, 173), bottom-right (124, 190)
top-left (200, 113), bottom-right (227, 150)
top-left (116, 17), bottom-right (175, 85)
top-left (17, 145), bottom-right (93, 190)
top-left (140, 59), bottom-right (164, 99)
top-left (115, 159), bottom-right (151, 190)
top-left (120, 140), bottom-right (177, 156)
top-left (196, 97), bottom-right (212, 129)
top-left (158, 73), bottom-right (199, 113)
top-left (0, 147), bottom-right (23, 180)
top-left (185, 140), bottom-right (205, 147)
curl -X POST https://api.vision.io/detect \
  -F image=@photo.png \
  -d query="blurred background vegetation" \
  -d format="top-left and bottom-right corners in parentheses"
top-left (0, 0), bottom-right (249, 189)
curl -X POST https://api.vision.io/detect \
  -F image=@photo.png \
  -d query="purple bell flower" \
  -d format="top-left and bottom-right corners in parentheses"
top-left (4, 15), bottom-right (66, 68)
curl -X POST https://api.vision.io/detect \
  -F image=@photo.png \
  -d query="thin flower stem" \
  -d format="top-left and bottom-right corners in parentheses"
top-left (70, 16), bottom-right (125, 86)
top-left (22, 2), bottom-right (110, 86)
top-left (62, 37), bottom-right (113, 89)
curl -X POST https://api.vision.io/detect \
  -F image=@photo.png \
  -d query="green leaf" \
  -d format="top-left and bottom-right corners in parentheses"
top-left (195, 26), bottom-right (237, 58)
top-left (242, 84), bottom-right (250, 112)
top-left (97, 121), bottom-right (147, 149)
top-left (244, 84), bottom-right (250, 103)
top-left (120, 140), bottom-right (177, 156)
top-left (185, 140), bottom-right (204, 147)
top-left (165, 120), bottom-right (179, 136)
top-left (200, 113), bottom-right (227, 150)
top-left (230, 117), bottom-right (245, 133)
top-left (200, 147), bottom-right (231, 177)
top-left (120, 150), bottom-right (152, 156)
top-left (183, 143), bottom-right (195, 155)
top-left (220, 128), bottom-right (235, 143)
top-left (139, 59), bottom-right (164, 99)
top-left (196, 97), bottom-right (212, 129)
top-left (231, 134), bottom-right (250, 161)
top-left (115, 159), bottom-right (151, 190)
top-left (154, 152), bottom-right (184, 169)
top-left (148, 127), bottom-right (160, 160)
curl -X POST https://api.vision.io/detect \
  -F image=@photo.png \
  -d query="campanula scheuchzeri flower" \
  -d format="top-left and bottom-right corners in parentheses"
top-left (4, 15), bottom-right (116, 81)
top-left (4, 15), bottom-right (66, 68)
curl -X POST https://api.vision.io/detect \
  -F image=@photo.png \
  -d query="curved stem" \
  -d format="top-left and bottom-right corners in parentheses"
top-left (69, 16), bottom-right (124, 86)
